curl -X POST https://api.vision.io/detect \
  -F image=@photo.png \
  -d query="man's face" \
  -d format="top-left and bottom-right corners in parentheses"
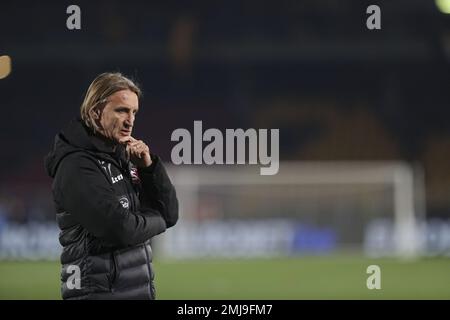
top-left (97, 89), bottom-right (139, 143)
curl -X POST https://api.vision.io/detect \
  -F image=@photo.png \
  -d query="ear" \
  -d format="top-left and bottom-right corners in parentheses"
top-left (90, 107), bottom-right (101, 119)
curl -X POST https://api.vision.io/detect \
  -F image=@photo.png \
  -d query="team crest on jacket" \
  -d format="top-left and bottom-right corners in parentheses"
top-left (130, 167), bottom-right (141, 184)
top-left (118, 196), bottom-right (129, 209)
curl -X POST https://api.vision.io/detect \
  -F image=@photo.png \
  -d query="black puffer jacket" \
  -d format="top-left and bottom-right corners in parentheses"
top-left (44, 118), bottom-right (178, 300)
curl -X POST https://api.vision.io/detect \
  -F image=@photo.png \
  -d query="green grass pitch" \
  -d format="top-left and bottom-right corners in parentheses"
top-left (0, 256), bottom-right (449, 299)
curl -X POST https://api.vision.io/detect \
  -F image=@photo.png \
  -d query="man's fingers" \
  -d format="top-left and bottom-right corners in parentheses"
top-left (136, 146), bottom-right (148, 156)
top-left (124, 137), bottom-right (150, 163)
top-left (128, 142), bottom-right (149, 159)
top-left (119, 137), bottom-right (132, 145)
top-left (120, 136), bottom-right (137, 145)
top-left (129, 140), bottom-right (144, 147)
top-left (130, 142), bottom-right (149, 153)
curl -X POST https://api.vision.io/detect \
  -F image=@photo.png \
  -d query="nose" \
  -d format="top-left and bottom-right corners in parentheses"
top-left (124, 112), bottom-right (135, 129)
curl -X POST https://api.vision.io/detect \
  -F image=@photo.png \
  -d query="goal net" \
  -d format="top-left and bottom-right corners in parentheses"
top-left (155, 161), bottom-right (426, 259)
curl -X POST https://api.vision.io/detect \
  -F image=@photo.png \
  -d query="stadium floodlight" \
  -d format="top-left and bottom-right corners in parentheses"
top-left (0, 55), bottom-right (12, 79)
top-left (436, 0), bottom-right (450, 14)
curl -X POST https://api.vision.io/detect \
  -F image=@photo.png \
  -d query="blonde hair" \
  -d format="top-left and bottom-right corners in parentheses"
top-left (80, 72), bottom-right (141, 133)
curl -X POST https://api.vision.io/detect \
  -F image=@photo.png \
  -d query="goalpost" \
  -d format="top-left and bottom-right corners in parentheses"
top-left (157, 161), bottom-right (426, 259)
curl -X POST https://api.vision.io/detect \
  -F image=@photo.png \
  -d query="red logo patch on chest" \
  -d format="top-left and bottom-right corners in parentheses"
top-left (130, 167), bottom-right (141, 184)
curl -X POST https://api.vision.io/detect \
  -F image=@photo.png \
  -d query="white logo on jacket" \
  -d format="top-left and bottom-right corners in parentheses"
top-left (119, 196), bottom-right (129, 209)
top-left (98, 160), bottom-right (124, 184)
top-left (111, 174), bottom-right (123, 184)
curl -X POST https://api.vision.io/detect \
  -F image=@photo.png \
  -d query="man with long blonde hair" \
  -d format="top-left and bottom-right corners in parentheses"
top-left (45, 72), bottom-right (178, 300)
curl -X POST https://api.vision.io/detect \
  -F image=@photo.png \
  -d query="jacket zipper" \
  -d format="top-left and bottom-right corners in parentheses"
top-left (120, 164), bottom-right (137, 212)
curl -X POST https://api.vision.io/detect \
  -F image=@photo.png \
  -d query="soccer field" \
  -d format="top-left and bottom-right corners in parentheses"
top-left (0, 256), bottom-right (449, 300)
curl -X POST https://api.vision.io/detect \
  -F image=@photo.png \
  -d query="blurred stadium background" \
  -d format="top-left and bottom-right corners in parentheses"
top-left (0, 0), bottom-right (449, 299)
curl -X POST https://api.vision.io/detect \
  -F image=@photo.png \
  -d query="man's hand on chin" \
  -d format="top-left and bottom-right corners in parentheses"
top-left (120, 136), bottom-right (153, 168)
